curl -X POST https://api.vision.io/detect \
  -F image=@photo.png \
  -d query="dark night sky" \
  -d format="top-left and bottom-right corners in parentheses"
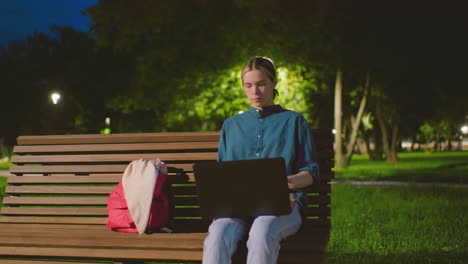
top-left (0, 0), bottom-right (98, 47)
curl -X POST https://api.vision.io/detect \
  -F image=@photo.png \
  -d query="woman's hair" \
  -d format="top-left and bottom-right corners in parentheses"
top-left (241, 56), bottom-right (279, 99)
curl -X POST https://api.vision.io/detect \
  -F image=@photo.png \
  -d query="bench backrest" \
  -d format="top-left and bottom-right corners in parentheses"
top-left (1, 130), bottom-right (333, 231)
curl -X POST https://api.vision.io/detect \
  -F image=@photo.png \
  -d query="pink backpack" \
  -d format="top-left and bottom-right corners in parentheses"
top-left (106, 172), bottom-right (172, 233)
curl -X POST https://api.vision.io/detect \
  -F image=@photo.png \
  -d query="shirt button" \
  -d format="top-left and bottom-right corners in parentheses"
top-left (257, 135), bottom-right (261, 138)
top-left (255, 153), bottom-right (260, 156)
top-left (259, 119), bottom-right (263, 122)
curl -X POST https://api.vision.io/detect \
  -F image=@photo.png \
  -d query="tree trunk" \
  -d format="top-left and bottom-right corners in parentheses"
top-left (343, 75), bottom-right (369, 166)
top-left (356, 137), bottom-right (368, 155)
top-left (375, 100), bottom-right (399, 163)
top-left (374, 130), bottom-right (384, 160)
top-left (367, 129), bottom-right (382, 160)
top-left (375, 98), bottom-right (391, 161)
top-left (387, 121), bottom-right (399, 163)
top-left (434, 132), bottom-right (440, 152)
top-left (334, 69), bottom-right (344, 168)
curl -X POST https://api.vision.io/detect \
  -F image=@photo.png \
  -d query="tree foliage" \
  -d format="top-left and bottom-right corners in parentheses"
top-left (0, 26), bottom-right (132, 144)
top-left (85, 0), bottom-right (331, 131)
top-left (1, 0), bottom-right (466, 162)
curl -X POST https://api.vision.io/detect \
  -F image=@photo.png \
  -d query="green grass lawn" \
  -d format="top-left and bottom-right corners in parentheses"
top-left (0, 176), bottom-right (5, 207)
top-left (328, 183), bottom-right (468, 264)
top-left (0, 160), bottom-right (14, 170)
top-left (335, 151), bottom-right (468, 183)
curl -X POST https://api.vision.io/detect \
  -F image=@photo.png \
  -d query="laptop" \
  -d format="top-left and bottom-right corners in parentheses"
top-left (192, 157), bottom-right (291, 219)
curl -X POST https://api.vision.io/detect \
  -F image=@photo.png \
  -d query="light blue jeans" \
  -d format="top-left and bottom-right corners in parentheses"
top-left (202, 203), bottom-right (302, 264)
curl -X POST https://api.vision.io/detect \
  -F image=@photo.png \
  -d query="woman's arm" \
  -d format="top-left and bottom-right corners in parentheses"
top-left (294, 116), bottom-right (320, 185)
top-left (287, 170), bottom-right (314, 189)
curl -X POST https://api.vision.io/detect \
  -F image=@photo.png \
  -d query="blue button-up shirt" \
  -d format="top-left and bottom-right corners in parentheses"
top-left (218, 105), bottom-right (320, 192)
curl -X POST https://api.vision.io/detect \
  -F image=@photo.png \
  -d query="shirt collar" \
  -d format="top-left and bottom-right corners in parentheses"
top-left (247, 105), bottom-right (285, 119)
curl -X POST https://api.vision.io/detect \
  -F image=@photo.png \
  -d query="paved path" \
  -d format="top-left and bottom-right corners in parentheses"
top-left (332, 180), bottom-right (468, 188)
top-left (0, 170), bottom-right (13, 177)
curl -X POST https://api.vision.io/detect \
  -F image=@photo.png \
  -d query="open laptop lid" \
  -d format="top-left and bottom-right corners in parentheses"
top-left (193, 157), bottom-right (291, 219)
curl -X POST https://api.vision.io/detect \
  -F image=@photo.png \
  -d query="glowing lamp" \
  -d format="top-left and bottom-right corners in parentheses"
top-left (51, 93), bottom-right (61, 104)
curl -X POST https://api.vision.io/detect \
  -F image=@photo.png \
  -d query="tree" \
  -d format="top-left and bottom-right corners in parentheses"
top-left (85, 0), bottom-right (331, 131)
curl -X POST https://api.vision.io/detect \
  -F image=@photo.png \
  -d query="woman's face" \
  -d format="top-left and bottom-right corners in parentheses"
top-left (242, 69), bottom-right (276, 109)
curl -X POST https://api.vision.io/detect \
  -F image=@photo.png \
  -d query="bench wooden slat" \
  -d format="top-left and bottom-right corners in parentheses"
top-left (11, 152), bottom-right (217, 164)
top-left (0, 229), bottom-right (328, 251)
top-left (6, 185), bottom-right (228, 195)
top-left (0, 237), bottom-right (205, 251)
top-left (9, 164), bottom-right (194, 174)
top-left (0, 246), bottom-right (204, 261)
top-left (0, 217), bottom-right (208, 227)
top-left (11, 154), bottom-right (330, 170)
top-left (2, 208), bottom-right (108, 216)
top-left (8, 175), bottom-right (333, 187)
top-left (0, 227), bottom-right (208, 240)
top-left (2, 196), bottom-right (330, 207)
top-left (16, 132), bottom-right (220, 145)
top-left (14, 145), bottom-right (333, 160)
top-left (1, 206), bottom-right (330, 218)
top-left (7, 175), bottom-right (123, 184)
top-left (0, 207), bottom-right (196, 216)
top-left (6, 173), bottom-right (195, 184)
top-left (173, 183), bottom-right (331, 195)
top-left (10, 161), bottom-right (332, 181)
top-left (306, 195), bottom-right (331, 204)
top-left (0, 260), bottom-right (105, 264)
top-left (0, 216), bottom-right (106, 225)
top-left (0, 248), bottom-right (325, 264)
top-left (303, 183), bottom-right (332, 193)
top-left (190, 183), bottom-right (333, 195)
top-left (3, 194), bottom-right (331, 206)
top-left (235, 253), bottom-right (325, 264)
top-left (10, 165), bottom-right (128, 174)
top-left (301, 218), bottom-right (330, 226)
top-left (0, 225), bottom-right (328, 252)
top-left (0, 232), bottom-right (206, 247)
top-left (0, 233), bottom-right (206, 250)
top-left (8, 171), bottom-right (333, 183)
top-left (304, 206), bottom-right (331, 217)
top-left (15, 130), bottom-right (330, 145)
top-left (3, 197), bottom-right (107, 206)
top-left (0, 223), bottom-right (108, 230)
top-left (0, 216), bottom-right (329, 229)
top-left (0, 235), bottom-right (207, 249)
top-left (2, 185), bottom-right (193, 196)
top-left (13, 142), bottom-right (219, 154)
top-left (6, 186), bottom-right (114, 195)
top-left (3, 195), bottom-right (235, 207)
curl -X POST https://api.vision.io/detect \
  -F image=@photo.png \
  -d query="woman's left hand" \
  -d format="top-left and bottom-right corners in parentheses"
top-left (287, 171), bottom-right (314, 189)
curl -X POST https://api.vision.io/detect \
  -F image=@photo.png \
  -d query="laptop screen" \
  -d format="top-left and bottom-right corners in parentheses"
top-left (193, 157), bottom-right (291, 219)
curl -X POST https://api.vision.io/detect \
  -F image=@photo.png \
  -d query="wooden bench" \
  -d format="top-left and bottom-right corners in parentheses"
top-left (0, 130), bottom-right (333, 264)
